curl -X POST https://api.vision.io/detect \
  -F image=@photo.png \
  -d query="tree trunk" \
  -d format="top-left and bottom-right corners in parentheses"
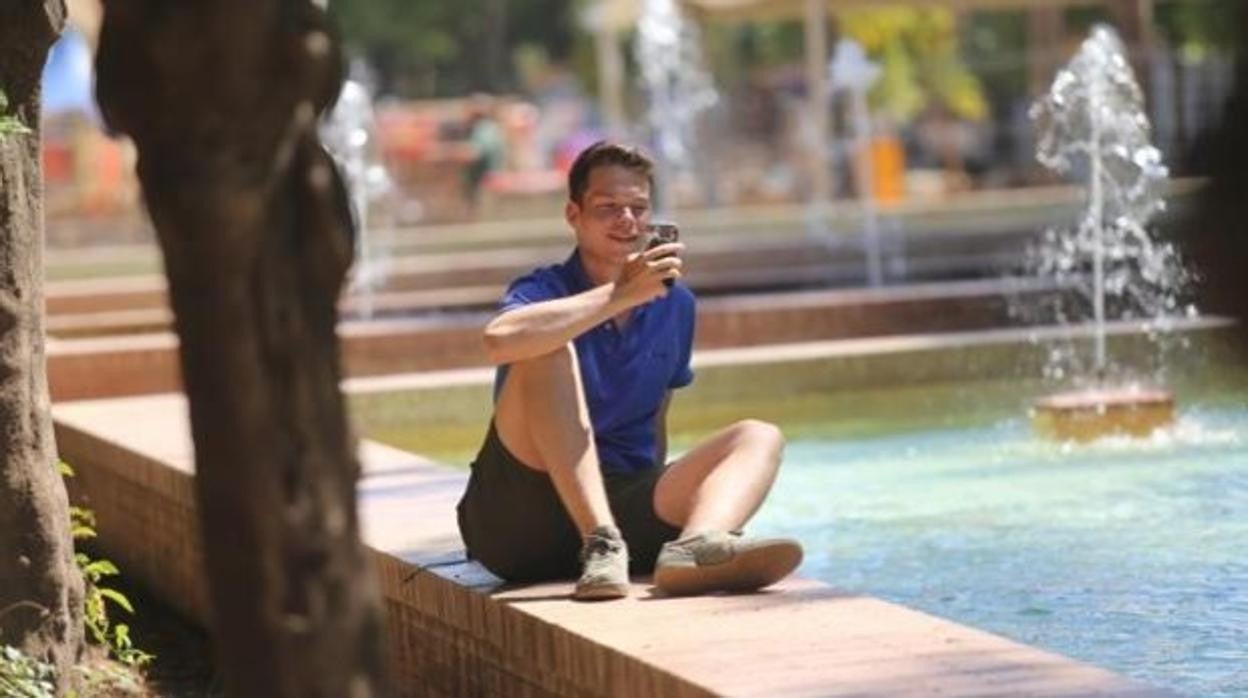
top-left (1188, 45), bottom-right (1248, 344)
top-left (0, 0), bottom-right (86, 692)
top-left (483, 0), bottom-right (509, 92)
top-left (1109, 0), bottom-right (1154, 93)
top-left (95, 2), bottom-right (387, 695)
top-left (1026, 6), bottom-right (1064, 98)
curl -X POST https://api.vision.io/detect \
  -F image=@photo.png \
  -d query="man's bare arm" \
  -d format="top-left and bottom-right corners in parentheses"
top-left (482, 243), bottom-right (684, 365)
top-left (482, 284), bottom-right (625, 365)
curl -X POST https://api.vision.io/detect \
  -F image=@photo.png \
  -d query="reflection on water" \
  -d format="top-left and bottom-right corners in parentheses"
top-left (752, 409), bottom-right (1248, 698)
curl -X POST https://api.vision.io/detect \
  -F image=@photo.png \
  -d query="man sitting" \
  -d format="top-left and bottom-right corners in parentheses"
top-left (456, 141), bottom-right (802, 600)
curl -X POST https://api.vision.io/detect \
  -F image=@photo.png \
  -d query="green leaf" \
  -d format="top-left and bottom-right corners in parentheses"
top-left (118, 647), bottom-right (154, 669)
top-left (0, 115), bottom-right (31, 137)
top-left (112, 623), bottom-right (132, 649)
top-left (98, 588), bottom-right (134, 614)
top-left (82, 559), bottom-right (119, 578)
top-left (85, 613), bottom-right (108, 644)
top-left (70, 525), bottom-right (97, 540)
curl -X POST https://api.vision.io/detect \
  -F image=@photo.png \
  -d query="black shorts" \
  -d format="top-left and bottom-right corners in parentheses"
top-left (456, 423), bottom-right (681, 583)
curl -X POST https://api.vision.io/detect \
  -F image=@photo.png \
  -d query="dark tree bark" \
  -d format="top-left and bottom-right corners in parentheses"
top-left (1108, 0), bottom-right (1155, 93)
top-left (1187, 25), bottom-right (1248, 345)
top-left (95, 2), bottom-right (387, 695)
top-left (483, 0), bottom-right (509, 93)
top-left (0, 0), bottom-right (86, 692)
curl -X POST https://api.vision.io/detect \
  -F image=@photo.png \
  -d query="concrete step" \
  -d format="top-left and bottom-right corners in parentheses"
top-left (43, 225), bottom-right (1033, 331)
top-left (44, 247), bottom-right (1024, 339)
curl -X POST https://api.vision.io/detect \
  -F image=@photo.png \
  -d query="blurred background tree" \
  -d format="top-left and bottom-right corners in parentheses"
top-left (1155, 0), bottom-right (1240, 57)
top-left (330, 1), bottom-right (1230, 109)
top-left (332, 0), bottom-right (576, 97)
top-left (839, 8), bottom-right (988, 125)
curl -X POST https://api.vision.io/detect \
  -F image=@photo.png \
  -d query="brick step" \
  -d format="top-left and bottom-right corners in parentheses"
top-left (47, 279), bottom-right (1065, 401)
top-left (44, 226), bottom-right (1032, 321)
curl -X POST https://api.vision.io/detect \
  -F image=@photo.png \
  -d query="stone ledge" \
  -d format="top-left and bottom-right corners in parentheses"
top-left (53, 393), bottom-right (1170, 696)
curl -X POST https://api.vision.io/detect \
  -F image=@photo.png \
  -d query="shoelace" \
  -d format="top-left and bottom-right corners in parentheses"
top-left (581, 534), bottom-right (622, 561)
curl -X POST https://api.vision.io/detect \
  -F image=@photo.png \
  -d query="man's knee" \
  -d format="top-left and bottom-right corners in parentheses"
top-left (511, 342), bottom-right (578, 381)
top-left (501, 342), bottom-right (591, 433)
top-left (733, 419), bottom-right (785, 460)
top-left (498, 343), bottom-right (577, 410)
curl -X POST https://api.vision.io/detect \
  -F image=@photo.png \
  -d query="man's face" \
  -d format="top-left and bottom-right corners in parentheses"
top-left (566, 165), bottom-right (652, 265)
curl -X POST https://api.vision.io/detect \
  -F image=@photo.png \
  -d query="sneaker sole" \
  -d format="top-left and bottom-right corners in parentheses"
top-left (572, 582), bottom-right (631, 601)
top-left (654, 540), bottom-right (803, 596)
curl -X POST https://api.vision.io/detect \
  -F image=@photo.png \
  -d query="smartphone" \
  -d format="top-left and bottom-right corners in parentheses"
top-left (644, 221), bottom-right (680, 287)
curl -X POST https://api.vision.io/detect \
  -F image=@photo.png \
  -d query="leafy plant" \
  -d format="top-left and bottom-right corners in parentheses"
top-left (1, 642), bottom-right (147, 698)
top-left (840, 8), bottom-right (988, 124)
top-left (0, 89), bottom-right (32, 137)
top-left (0, 645), bottom-right (55, 698)
top-left (62, 463), bottom-right (154, 671)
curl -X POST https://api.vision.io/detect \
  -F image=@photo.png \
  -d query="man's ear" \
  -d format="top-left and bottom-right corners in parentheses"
top-left (565, 199), bottom-right (579, 229)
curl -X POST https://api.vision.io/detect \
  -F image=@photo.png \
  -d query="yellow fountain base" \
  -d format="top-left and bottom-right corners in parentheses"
top-left (1031, 387), bottom-right (1175, 442)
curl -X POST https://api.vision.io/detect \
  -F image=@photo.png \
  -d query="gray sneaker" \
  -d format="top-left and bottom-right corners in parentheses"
top-left (654, 531), bottom-right (803, 596)
top-left (573, 525), bottom-right (630, 601)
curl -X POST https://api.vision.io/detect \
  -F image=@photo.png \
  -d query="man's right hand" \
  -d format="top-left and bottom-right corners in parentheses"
top-left (611, 242), bottom-right (684, 308)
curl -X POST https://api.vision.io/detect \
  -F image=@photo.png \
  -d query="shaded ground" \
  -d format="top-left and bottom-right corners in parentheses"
top-left (109, 576), bottom-right (221, 697)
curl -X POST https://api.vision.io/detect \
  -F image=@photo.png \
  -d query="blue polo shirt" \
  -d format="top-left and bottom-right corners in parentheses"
top-left (495, 249), bottom-right (695, 474)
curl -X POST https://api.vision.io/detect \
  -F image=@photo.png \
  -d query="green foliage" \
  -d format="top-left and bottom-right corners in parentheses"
top-left (840, 8), bottom-right (988, 124)
top-left (0, 646), bottom-right (55, 698)
top-left (962, 11), bottom-right (1028, 106)
top-left (0, 89), bottom-right (32, 137)
top-left (0, 465), bottom-right (153, 694)
top-left (69, 506), bottom-right (96, 542)
top-left (702, 20), bottom-right (806, 83)
top-left (331, 0), bottom-right (575, 97)
top-left (1156, 0), bottom-right (1241, 58)
top-left (0, 643), bottom-right (146, 697)
top-left (74, 543), bottom-right (154, 672)
top-left (63, 463), bottom-right (154, 671)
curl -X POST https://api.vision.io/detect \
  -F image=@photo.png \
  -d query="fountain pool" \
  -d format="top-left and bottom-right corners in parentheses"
top-left (351, 326), bottom-right (1246, 696)
top-left (754, 410), bottom-right (1246, 698)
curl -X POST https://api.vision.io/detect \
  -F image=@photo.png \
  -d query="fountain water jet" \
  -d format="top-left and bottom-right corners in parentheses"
top-left (634, 0), bottom-right (717, 213)
top-left (320, 78), bottom-right (393, 319)
top-left (1027, 25), bottom-right (1193, 442)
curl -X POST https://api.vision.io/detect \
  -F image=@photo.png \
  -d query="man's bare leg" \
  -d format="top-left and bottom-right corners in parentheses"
top-left (493, 343), bottom-right (629, 599)
top-left (494, 343), bottom-right (614, 535)
top-left (653, 419), bottom-right (785, 535)
top-left (651, 419), bottom-right (801, 595)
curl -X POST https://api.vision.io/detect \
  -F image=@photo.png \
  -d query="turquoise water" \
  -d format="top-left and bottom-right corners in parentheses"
top-left (751, 408), bottom-right (1248, 698)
